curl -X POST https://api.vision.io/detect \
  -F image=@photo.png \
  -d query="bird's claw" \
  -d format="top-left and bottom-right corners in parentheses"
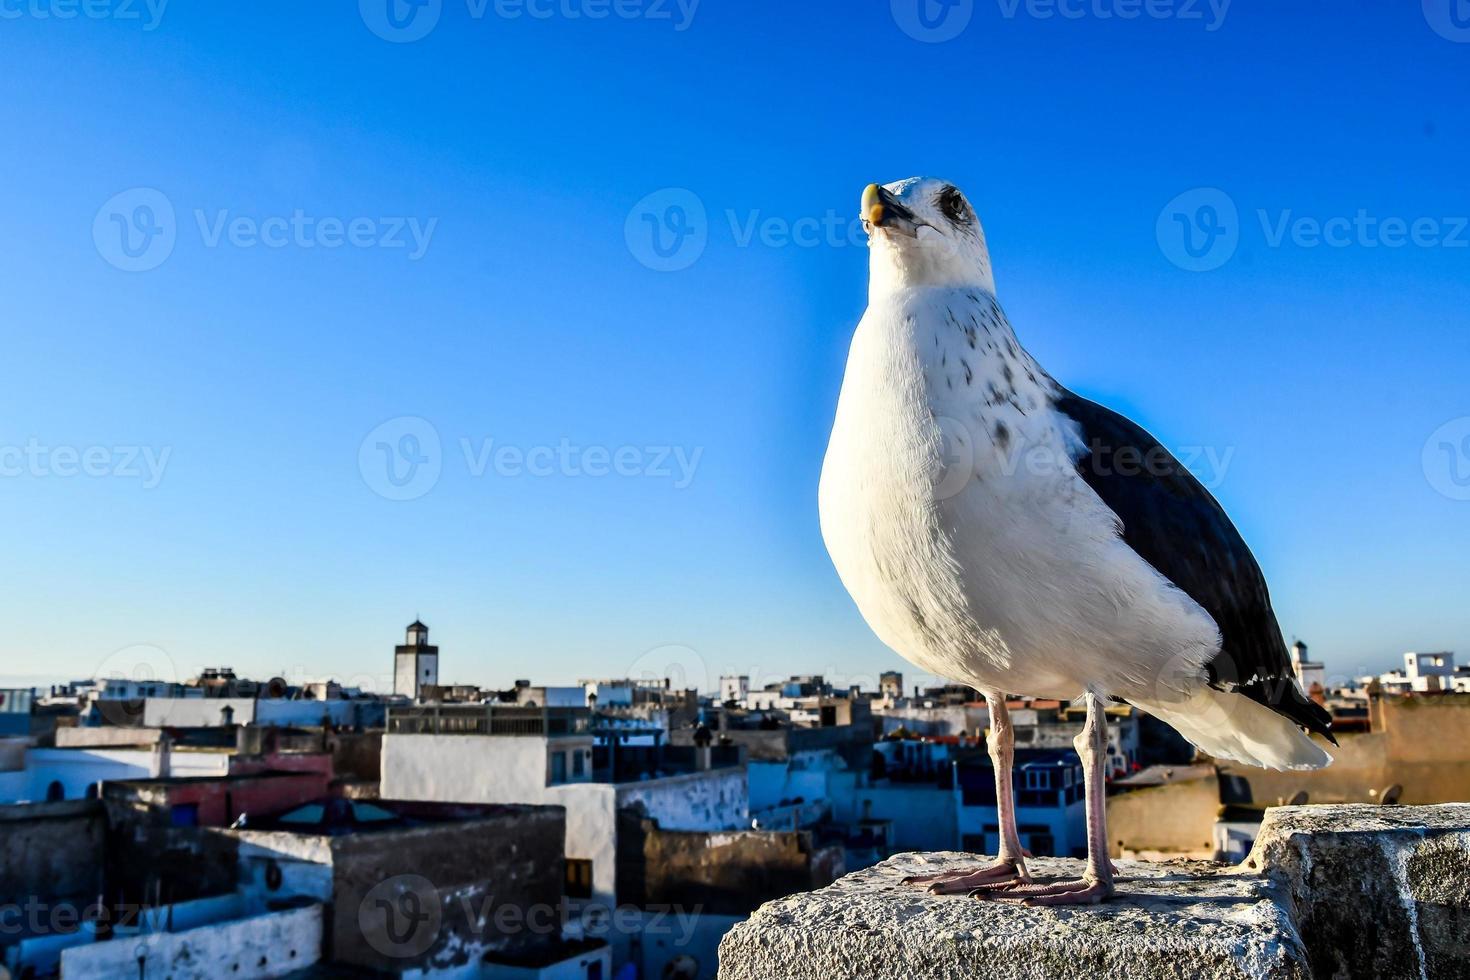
top-left (970, 876), bottom-right (1114, 906)
top-left (904, 859), bottom-right (1029, 895)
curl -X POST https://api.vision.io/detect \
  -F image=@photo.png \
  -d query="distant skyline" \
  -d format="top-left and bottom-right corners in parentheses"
top-left (0, 633), bottom-right (1457, 698)
top-left (3, 3), bottom-right (1468, 690)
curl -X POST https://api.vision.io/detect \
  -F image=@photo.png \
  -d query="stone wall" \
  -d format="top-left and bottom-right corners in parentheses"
top-left (1221, 696), bottom-right (1470, 805)
top-left (329, 730), bottom-right (382, 781)
top-left (1107, 768), bottom-right (1222, 858)
top-left (0, 799), bottom-right (106, 907)
top-left (1248, 803), bottom-right (1470, 980)
top-left (327, 803), bottom-right (566, 974)
top-left (619, 815), bottom-right (844, 915)
top-left (104, 799), bottom-right (242, 906)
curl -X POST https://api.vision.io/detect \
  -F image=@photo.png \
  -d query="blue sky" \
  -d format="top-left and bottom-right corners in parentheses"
top-left (2, 1), bottom-right (1467, 693)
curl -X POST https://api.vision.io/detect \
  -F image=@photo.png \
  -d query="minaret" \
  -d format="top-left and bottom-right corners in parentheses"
top-left (394, 620), bottom-right (439, 700)
top-left (1290, 641), bottom-right (1307, 672)
top-left (1289, 640), bottom-right (1326, 697)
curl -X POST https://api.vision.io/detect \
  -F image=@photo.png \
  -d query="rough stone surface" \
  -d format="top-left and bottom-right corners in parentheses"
top-left (1248, 804), bottom-right (1470, 980)
top-left (719, 804), bottom-right (1470, 980)
top-left (717, 853), bottom-right (1310, 980)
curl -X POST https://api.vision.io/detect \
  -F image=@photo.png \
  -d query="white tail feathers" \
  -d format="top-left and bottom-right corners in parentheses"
top-left (1132, 685), bottom-right (1332, 771)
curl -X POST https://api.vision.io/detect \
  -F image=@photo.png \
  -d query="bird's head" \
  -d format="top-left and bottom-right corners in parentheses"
top-left (861, 177), bottom-right (995, 297)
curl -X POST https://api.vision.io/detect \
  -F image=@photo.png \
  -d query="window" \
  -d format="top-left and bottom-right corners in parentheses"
top-left (1025, 832), bottom-right (1055, 856)
top-left (1024, 770), bottom-right (1050, 790)
top-left (550, 751), bottom-right (568, 784)
top-left (565, 859), bottom-right (593, 899)
top-left (45, 780), bottom-right (65, 802)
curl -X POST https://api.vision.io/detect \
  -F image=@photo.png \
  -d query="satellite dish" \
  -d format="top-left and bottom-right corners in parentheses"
top-left (266, 677), bottom-right (289, 699)
top-left (1379, 783), bottom-right (1403, 806)
top-left (1286, 790), bottom-right (1309, 806)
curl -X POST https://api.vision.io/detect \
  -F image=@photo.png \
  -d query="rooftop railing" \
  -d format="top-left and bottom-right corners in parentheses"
top-left (387, 704), bottom-right (591, 737)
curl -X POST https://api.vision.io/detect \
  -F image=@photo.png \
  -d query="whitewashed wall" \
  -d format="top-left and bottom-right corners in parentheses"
top-left (547, 781), bottom-right (620, 904)
top-left (138, 698), bottom-right (369, 728)
top-left (380, 733), bottom-right (561, 803)
top-left (143, 697), bottom-right (257, 727)
top-left (0, 747), bottom-right (230, 804)
top-left (617, 768), bottom-right (748, 832)
top-left (59, 903), bottom-right (322, 979)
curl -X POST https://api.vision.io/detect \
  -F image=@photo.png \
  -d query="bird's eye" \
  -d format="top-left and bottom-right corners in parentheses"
top-left (938, 187), bottom-right (971, 224)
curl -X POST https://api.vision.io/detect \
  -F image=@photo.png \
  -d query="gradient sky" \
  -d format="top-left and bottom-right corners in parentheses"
top-left (2, 1), bottom-right (1467, 694)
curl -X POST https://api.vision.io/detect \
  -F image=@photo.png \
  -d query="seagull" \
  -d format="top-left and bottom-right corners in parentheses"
top-left (818, 178), bottom-right (1335, 905)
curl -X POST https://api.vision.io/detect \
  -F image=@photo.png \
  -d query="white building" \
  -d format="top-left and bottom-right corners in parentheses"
top-left (1289, 640), bottom-right (1327, 694)
top-left (136, 697), bottom-right (376, 729)
top-left (719, 675), bottom-right (750, 705)
top-left (0, 743), bottom-right (232, 804)
top-left (516, 684), bottom-right (589, 707)
top-left (380, 705), bottom-right (747, 905)
top-left (1372, 651), bottom-right (1458, 694)
top-left (874, 702), bottom-right (989, 738)
top-left (1404, 651), bottom-right (1455, 691)
top-left (879, 671), bottom-right (904, 699)
top-left (582, 680), bottom-right (634, 706)
top-left (98, 678), bottom-right (189, 701)
top-left (393, 620), bottom-right (439, 700)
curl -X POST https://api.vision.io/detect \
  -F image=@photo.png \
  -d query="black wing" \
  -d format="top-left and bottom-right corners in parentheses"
top-left (1053, 389), bottom-right (1335, 743)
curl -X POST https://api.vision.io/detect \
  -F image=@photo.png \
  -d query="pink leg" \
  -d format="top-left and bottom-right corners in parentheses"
top-left (905, 692), bottom-right (1030, 894)
top-left (973, 691), bottom-right (1116, 905)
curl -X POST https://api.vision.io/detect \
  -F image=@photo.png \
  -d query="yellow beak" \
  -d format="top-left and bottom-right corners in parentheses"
top-left (862, 183), bottom-right (886, 226)
top-left (861, 182), bottom-right (926, 238)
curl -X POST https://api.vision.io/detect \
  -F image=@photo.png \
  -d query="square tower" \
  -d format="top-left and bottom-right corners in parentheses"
top-left (394, 620), bottom-right (439, 700)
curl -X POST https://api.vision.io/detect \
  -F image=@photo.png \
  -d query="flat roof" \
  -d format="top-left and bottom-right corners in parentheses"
top-left (1115, 764), bottom-right (1217, 787)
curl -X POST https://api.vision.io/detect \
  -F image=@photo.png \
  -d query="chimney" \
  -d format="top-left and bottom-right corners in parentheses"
top-left (152, 733), bottom-right (173, 779)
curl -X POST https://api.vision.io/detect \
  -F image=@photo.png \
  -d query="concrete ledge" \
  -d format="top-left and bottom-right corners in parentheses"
top-left (718, 854), bottom-right (1308, 980)
top-left (718, 805), bottom-right (1470, 980)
